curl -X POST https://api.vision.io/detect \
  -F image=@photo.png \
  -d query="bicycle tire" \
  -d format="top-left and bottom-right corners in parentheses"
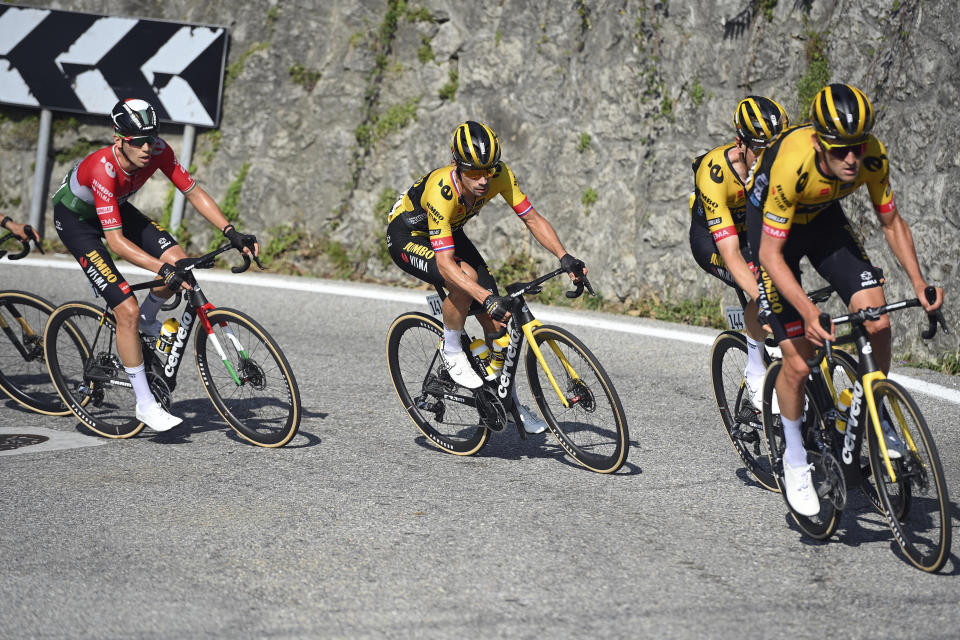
top-left (866, 379), bottom-right (951, 572)
top-left (0, 290), bottom-right (75, 415)
top-left (44, 302), bottom-right (144, 438)
top-left (525, 324), bottom-right (629, 474)
top-left (710, 331), bottom-right (777, 491)
top-left (194, 308), bottom-right (301, 448)
top-left (762, 360), bottom-right (840, 539)
top-left (386, 312), bottom-right (490, 456)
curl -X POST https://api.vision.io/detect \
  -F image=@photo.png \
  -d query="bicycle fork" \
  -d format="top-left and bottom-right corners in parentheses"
top-left (520, 319), bottom-right (585, 409)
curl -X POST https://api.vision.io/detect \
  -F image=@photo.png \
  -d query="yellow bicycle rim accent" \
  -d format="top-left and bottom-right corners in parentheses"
top-left (522, 319), bottom-right (572, 409)
top-left (862, 371), bottom-right (898, 482)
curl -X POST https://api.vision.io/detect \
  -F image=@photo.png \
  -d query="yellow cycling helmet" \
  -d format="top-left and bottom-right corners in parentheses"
top-left (734, 95), bottom-right (789, 148)
top-left (810, 83), bottom-right (875, 146)
top-left (451, 121), bottom-right (501, 170)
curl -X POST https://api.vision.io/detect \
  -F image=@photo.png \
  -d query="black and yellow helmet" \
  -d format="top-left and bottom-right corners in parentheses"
top-left (451, 121), bottom-right (501, 170)
top-left (810, 83), bottom-right (875, 145)
top-left (734, 96), bottom-right (789, 148)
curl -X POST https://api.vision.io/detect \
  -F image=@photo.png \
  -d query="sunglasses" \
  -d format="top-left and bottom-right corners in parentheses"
top-left (819, 137), bottom-right (867, 160)
top-left (123, 135), bottom-right (157, 147)
top-left (461, 166), bottom-right (497, 179)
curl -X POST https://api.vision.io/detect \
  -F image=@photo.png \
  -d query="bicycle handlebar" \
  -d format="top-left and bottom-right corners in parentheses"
top-left (506, 267), bottom-right (594, 300)
top-left (128, 243), bottom-right (263, 292)
top-left (0, 228), bottom-right (43, 260)
top-left (804, 285), bottom-right (947, 369)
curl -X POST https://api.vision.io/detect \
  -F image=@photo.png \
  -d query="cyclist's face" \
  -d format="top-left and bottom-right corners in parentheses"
top-left (459, 169), bottom-right (490, 198)
top-left (114, 134), bottom-right (153, 169)
top-left (813, 134), bottom-right (862, 181)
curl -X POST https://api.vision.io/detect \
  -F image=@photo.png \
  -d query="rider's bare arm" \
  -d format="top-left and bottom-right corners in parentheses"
top-left (185, 186), bottom-right (260, 257)
top-left (715, 234), bottom-right (760, 299)
top-left (876, 207), bottom-right (943, 312)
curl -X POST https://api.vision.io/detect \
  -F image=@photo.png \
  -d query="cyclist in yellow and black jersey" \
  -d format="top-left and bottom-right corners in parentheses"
top-left (745, 83), bottom-right (943, 516)
top-left (386, 121), bottom-right (585, 432)
top-left (690, 95), bottom-right (788, 408)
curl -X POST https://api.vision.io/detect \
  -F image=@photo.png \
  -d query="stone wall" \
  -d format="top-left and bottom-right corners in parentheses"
top-left (2, 0), bottom-right (957, 356)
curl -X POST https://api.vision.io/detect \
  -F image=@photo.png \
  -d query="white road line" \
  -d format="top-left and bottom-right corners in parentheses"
top-left (7, 256), bottom-right (958, 404)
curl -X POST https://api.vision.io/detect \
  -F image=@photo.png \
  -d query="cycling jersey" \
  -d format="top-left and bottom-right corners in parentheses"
top-left (690, 143), bottom-right (748, 243)
top-left (387, 162), bottom-right (532, 253)
top-left (745, 124), bottom-right (888, 341)
top-left (747, 124), bottom-right (894, 243)
top-left (52, 139), bottom-right (195, 232)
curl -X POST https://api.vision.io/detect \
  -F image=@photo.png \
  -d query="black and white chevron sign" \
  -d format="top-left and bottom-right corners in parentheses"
top-left (0, 5), bottom-right (228, 127)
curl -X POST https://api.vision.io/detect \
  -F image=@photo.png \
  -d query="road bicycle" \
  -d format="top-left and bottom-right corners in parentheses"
top-left (43, 243), bottom-right (302, 448)
top-left (760, 288), bottom-right (951, 572)
top-left (711, 285), bottom-right (850, 492)
top-left (386, 268), bottom-right (629, 474)
top-left (0, 230), bottom-right (78, 415)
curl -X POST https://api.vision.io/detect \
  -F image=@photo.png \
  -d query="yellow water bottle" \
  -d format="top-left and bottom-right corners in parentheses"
top-left (470, 338), bottom-right (493, 374)
top-left (156, 318), bottom-right (179, 354)
top-left (835, 387), bottom-right (852, 433)
top-left (489, 333), bottom-right (510, 374)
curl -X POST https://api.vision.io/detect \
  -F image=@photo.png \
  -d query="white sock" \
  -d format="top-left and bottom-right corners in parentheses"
top-left (443, 327), bottom-right (463, 354)
top-left (782, 415), bottom-right (808, 468)
top-left (745, 336), bottom-right (766, 379)
top-left (138, 292), bottom-right (164, 325)
top-left (125, 363), bottom-right (156, 409)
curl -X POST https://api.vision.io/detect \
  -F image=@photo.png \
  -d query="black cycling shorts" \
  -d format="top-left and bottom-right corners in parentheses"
top-left (54, 202), bottom-right (178, 308)
top-left (689, 220), bottom-right (742, 291)
top-left (386, 217), bottom-right (499, 297)
top-left (746, 200), bottom-right (882, 342)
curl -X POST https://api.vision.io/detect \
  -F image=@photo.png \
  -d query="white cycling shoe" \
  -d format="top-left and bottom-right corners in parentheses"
top-left (438, 348), bottom-right (483, 389)
top-left (136, 402), bottom-right (183, 432)
top-left (746, 373), bottom-right (779, 414)
top-left (783, 458), bottom-right (820, 517)
top-left (880, 419), bottom-right (904, 459)
top-left (509, 403), bottom-right (548, 435)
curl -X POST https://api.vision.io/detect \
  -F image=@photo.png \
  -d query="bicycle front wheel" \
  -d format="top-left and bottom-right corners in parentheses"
top-left (0, 290), bottom-right (75, 415)
top-left (762, 360), bottom-right (840, 539)
top-left (195, 308), bottom-right (301, 448)
top-left (525, 324), bottom-right (628, 474)
top-left (867, 379), bottom-right (951, 572)
top-left (44, 302), bottom-right (144, 438)
top-left (386, 312), bottom-right (490, 456)
top-left (710, 331), bottom-right (777, 491)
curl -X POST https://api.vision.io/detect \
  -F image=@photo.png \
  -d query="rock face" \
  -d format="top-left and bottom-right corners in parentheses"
top-left (3, 0), bottom-right (957, 355)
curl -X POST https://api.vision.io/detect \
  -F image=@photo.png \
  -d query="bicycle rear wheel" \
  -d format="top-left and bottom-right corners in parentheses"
top-left (44, 302), bottom-right (144, 438)
top-left (867, 379), bottom-right (950, 572)
top-left (710, 331), bottom-right (777, 491)
top-left (525, 324), bottom-right (628, 474)
top-left (0, 290), bottom-right (75, 415)
top-left (195, 308), bottom-right (301, 448)
top-left (386, 312), bottom-right (490, 456)
top-left (762, 360), bottom-right (840, 539)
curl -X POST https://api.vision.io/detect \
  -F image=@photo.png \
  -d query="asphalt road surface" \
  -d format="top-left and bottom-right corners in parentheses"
top-left (2, 254), bottom-right (959, 639)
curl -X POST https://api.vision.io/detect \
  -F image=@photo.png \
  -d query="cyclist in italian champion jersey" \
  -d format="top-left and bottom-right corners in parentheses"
top-left (690, 96), bottom-right (788, 408)
top-left (0, 215), bottom-right (41, 244)
top-left (52, 98), bottom-right (259, 432)
top-left (745, 83), bottom-right (943, 516)
top-left (386, 121), bottom-right (586, 433)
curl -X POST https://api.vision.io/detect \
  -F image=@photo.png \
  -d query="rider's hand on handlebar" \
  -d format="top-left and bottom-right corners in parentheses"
top-left (802, 307), bottom-right (834, 346)
top-left (483, 294), bottom-right (512, 322)
top-left (222, 224), bottom-right (260, 258)
top-left (559, 253), bottom-right (587, 282)
top-left (158, 263), bottom-right (192, 292)
top-left (916, 283), bottom-right (944, 314)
